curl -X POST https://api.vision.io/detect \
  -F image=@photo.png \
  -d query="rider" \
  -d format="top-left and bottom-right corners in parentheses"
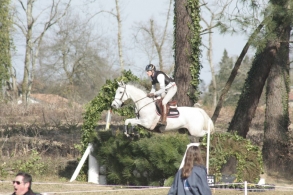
top-left (145, 64), bottom-right (177, 126)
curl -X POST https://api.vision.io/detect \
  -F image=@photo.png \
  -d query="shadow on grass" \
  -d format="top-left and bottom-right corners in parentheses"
top-left (58, 160), bottom-right (79, 179)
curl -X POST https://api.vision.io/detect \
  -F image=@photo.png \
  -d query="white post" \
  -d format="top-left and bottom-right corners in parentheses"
top-left (206, 120), bottom-right (211, 174)
top-left (244, 181), bottom-right (247, 195)
top-left (179, 143), bottom-right (200, 169)
top-left (88, 144), bottom-right (99, 184)
top-left (70, 144), bottom-right (92, 182)
top-left (105, 109), bottom-right (112, 130)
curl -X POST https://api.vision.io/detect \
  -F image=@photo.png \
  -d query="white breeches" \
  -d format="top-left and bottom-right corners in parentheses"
top-left (162, 84), bottom-right (177, 113)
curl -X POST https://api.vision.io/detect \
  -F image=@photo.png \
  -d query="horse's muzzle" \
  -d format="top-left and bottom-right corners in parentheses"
top-left (111, 102), bottom-right (117, 108)
top-left (111, 101), bottom-right (123, 109)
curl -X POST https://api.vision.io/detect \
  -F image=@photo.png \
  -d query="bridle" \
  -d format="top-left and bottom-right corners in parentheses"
top-left (113, 85), bottom-right (156, 118)
top-left (113, 85), bottom-right (129, 107)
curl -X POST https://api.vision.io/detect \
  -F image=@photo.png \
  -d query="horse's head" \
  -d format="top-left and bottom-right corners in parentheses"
top-left (111, 81), bottom-right (129, 109)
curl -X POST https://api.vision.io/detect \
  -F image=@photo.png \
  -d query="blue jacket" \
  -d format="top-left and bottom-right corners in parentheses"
top-left (167, 165), bottom-right (212, 195)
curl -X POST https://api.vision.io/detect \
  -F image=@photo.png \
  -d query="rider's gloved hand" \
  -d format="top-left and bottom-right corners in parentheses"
top-left (147, 93), bottom-right (155, 98)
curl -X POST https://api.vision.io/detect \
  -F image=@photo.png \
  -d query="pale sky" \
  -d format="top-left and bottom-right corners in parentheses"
top-left (79, 0), bottom-right (249, 85)
top-left (12, 0), bottom-right (250, 86)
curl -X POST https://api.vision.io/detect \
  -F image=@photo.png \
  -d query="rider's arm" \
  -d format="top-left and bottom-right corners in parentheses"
top-left (154, 74), bottom-right (165, 96)
top-left (150, 84), bottom-right (156, 93)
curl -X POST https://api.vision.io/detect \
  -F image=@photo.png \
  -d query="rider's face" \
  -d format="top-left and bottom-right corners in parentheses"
top-left (146, 71), bottom-right (153, 77)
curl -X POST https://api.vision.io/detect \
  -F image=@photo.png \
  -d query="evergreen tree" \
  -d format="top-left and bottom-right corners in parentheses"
top-left (229, 56), bottom-right (253, 104)
top-left (215, 50), bottom-right (234, 105)
top-left (0, 0), bottom-right (12, 100)
top-left (204, 50), bottom-right (252, 106)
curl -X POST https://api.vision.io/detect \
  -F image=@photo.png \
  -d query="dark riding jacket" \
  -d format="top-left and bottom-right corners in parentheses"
top-left (150, 71), bottom-right (175, 96)
top-left (151, 71), bottom-right (174, 86)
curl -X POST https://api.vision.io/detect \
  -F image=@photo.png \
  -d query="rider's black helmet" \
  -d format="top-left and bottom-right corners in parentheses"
top-left (145, 64), bottom-right (156, 72)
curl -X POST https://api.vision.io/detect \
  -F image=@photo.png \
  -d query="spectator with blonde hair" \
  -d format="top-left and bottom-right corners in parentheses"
top-left (168, 146), bottom-right (212, 195)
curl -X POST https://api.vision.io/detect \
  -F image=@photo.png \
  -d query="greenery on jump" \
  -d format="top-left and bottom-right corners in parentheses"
top-left (79, 70), bottom-right (139, 153)
top-left (80, 71), bottom-right (263, 185)
top-left (95, 130), bottom-right (190, 186)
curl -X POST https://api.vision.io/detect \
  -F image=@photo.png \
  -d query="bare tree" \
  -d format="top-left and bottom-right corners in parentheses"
top-left (92, 0), bottom-right (125, 72)
top-left (36, 10), bottom-right (113, 102)
top-left (12, 0), bottom-right (71, 104)
top-left (115, 0), bottom-right (124, 72)
top-left (133, 0), bottom-right (173, 71)
top-left (200, 0), bottom-right (231, 108)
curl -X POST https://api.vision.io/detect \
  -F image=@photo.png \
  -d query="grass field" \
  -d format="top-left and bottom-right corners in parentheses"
top-left (1, 105), bottom-right (293, 195)
top-left (1, 180), bottom-right (293, 195)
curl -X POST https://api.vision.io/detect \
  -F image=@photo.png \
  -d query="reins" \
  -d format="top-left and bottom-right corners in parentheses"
top-left (121, 96), bottom-right (156, 116)
top-left (117, 85), bottom-right (156, 118)
top-left (135, 98), bottom-right (156, 118)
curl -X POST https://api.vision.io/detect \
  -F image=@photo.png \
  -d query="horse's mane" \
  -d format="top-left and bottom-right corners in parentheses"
top-left (127, 82), bottom-right (148, 94)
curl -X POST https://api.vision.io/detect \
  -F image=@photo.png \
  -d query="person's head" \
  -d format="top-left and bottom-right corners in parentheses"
top-left (13, 172), bottom-right (32, 195)
top-left (145, 64), bottom-right (156, 77)
top-left (181, 146), bottom-right (204, 179)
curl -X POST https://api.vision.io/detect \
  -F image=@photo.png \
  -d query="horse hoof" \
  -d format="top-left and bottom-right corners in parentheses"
top-left (158, 121), bottom-right (167, 126)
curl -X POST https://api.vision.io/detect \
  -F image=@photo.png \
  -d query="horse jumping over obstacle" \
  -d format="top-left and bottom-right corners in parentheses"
top-left (111, 82), bottom-right (214, 138)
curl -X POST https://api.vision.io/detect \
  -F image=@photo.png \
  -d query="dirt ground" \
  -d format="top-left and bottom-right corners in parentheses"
top-left (1, 180), bottom-right (293, 195)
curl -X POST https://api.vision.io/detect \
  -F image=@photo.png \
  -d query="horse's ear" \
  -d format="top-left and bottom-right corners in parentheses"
top-left (117, 81), bottom-right (125, 87)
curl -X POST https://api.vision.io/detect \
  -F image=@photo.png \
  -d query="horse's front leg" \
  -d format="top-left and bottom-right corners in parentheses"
top-left (124, 117), bottom-right (156, 136)
top-left (124, 124), bottom-right (135, 137)
top-left (124, 118), bottom-right (139, 137)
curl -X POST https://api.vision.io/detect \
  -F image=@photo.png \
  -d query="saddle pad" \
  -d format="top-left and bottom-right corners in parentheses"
top-left (155, 105), bottom-right (180, 118)
top-left (168, 108), bottom-right (180, 118)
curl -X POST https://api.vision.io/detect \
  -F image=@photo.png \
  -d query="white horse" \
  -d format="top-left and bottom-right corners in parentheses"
top-left (111, 82), bottom-right (214, 138)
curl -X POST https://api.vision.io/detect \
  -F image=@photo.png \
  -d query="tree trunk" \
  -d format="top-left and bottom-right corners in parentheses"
top-left (211, 21), bottom-right (265, 123)
top-left (0, 0), bottom-right (12, 100)
top-left (10, 66), bottom-right (18, 100)
top-left (150, 20), bottom-right (163, 70)
top-left (207, 28), bottom-right (217, 108)
top-left (263, 25), bottom-right (291, 175)
top-left (17, 0), bottom-right (71, 104)
top-left (227, 41), bottom-right (278, 137)
top-left (115, 0), bottom-right (124, 72)
top-left (22, 0), bottom-right (33, 104)
top-left (174, 0), bottom-right (200, 106)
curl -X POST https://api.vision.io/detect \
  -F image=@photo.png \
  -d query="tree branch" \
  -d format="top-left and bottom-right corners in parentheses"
top-left (211, 19), bottom-right (266, 123)
top-left (18, 0), bottom-right (26, 11)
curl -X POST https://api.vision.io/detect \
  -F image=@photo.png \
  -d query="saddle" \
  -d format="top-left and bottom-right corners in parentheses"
top-left (155, 99), bottom-right (180, 118)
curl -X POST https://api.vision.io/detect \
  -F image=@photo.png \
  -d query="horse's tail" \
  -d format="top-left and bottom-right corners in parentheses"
top-left (199, 108), bottom-right (215, 134)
